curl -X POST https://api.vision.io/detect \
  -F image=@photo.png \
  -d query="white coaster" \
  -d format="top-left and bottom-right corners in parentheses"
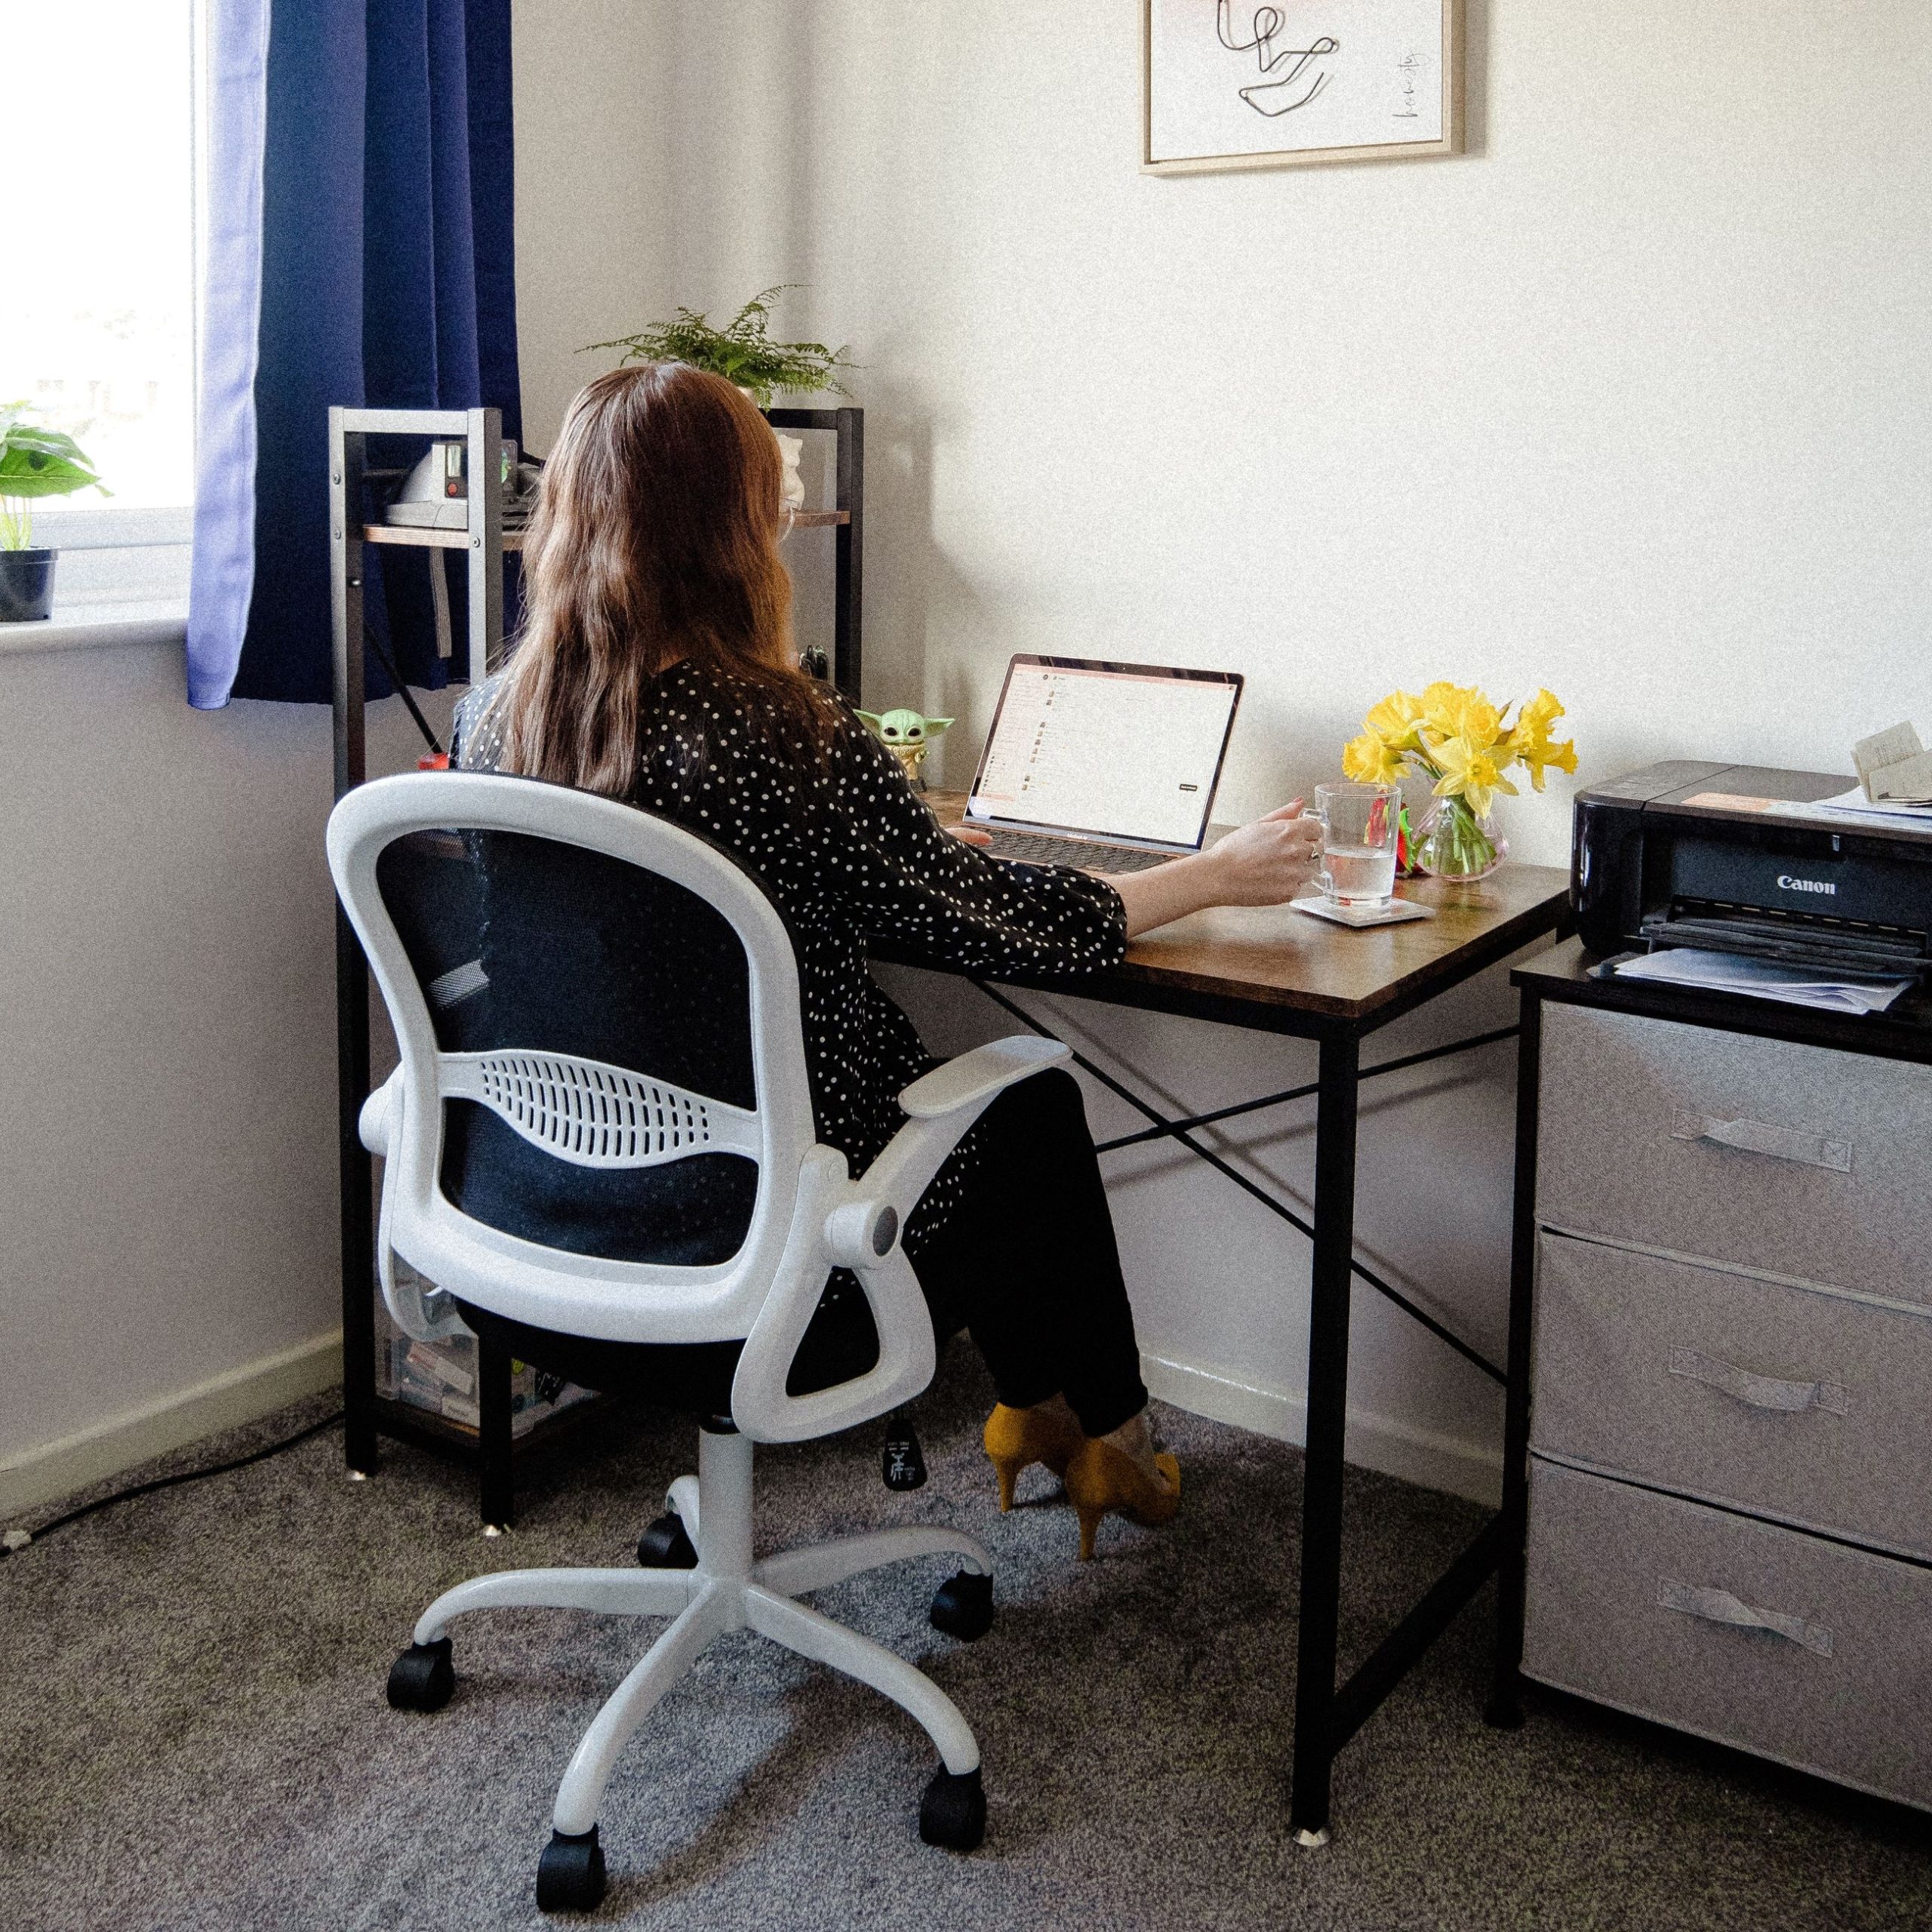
top-left (1291, 894), bottom-right (1436, 929)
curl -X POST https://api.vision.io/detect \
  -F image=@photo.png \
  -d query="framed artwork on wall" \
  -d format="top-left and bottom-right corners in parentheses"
top-left (1143, 1), bottom-right (1463, 174)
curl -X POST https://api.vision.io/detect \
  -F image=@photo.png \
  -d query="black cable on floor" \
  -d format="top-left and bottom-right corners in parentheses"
top-left (0, 1411), bottom-right (345, 1558)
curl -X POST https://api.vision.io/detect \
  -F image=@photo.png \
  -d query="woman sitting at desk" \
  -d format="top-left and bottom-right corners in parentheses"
top-left (455, 364), bottom-right (1319, 1558)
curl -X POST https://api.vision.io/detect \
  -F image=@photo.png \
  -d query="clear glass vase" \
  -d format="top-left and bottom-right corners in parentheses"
top-left (1411, 795), bottom-right (1507, 881)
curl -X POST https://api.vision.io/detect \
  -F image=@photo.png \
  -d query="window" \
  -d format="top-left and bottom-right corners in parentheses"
top-left (3, 1), bottom-right (198, 601)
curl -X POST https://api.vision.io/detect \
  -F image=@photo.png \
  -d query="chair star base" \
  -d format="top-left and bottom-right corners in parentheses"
top-left (389, 1426), bottom-right (995, 1906)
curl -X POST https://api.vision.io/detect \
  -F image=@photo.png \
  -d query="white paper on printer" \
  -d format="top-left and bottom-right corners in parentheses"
top-left (1805, 786), bottom-right (1932, 820)
top-left (1613, 946), bottom-right (1912, 1015)
top-left (1852, 721), bottom-right (1932, 804)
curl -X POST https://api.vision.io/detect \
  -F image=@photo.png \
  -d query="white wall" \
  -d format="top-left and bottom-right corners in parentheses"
top-left (508, 0), bottom-right (1932, 1497)
top-left (11, 2), bottom-right (1923, 1510)
top-left (0, 632), bottom-right (449, 1510)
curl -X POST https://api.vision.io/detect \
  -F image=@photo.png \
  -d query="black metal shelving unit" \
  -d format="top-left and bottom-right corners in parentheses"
top-left (329, 401), bottom-right (864, 1527)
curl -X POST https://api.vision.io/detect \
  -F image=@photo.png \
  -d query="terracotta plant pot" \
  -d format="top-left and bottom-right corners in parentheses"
top-left (0, 547), bottom-right (55, 623)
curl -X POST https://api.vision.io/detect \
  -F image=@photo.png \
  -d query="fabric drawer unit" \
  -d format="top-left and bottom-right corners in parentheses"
top-left (1522, 1459), bottom-right (1932, 1811)
top-left (1530, 1230), bottom-right (1932, 1560)
top-left (1536, 1003), bottom-right (1932, 1308)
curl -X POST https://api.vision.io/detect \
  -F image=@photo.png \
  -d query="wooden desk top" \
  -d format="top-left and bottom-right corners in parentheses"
top-left (910, 792), bottom-right (1572, 1035)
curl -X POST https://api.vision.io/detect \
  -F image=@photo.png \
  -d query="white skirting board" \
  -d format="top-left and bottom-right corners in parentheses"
top-left (1141, 1352), bottom-right (1503, 1509)
top-left (2, 1332), bottom-right (1497, 1521)
top-left (0, 1331), bottom-right (343, 1518)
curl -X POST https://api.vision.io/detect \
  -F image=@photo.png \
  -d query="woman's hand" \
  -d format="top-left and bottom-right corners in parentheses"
top-left (946, 822), bottom-right (992, 848)
top-left (1195, 801), bottom-right (1324, 906)
top-left (1100, 801), bottom-right (1322, 938)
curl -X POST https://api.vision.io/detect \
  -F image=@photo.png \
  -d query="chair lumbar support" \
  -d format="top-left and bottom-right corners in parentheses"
top-left (389, 1426), bottom-right (995, 1907)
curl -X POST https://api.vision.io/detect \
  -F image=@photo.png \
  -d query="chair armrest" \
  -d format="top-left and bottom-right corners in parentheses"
top-left (731, 1037), bottom-right (1069, 1442)
top-left (896, 1035), bottom-right (1070, 1119)
top-left (854, 1035), bottom-right (1072, 1227)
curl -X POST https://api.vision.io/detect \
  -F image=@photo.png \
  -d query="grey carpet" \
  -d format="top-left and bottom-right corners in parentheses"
top-left (4, 1351), bottom-right (1929, 1932)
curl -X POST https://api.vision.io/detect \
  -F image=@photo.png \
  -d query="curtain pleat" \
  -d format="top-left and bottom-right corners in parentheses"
top-left (183, 0), bottom-right (272, 710)
top-left (186, 0), bottom-right (519, 709)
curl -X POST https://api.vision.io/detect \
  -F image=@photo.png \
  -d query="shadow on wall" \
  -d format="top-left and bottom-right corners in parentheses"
top-left (842, 371), bottom-right (996, 786)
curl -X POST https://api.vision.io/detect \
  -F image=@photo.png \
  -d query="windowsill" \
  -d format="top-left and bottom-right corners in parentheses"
top-left (0, 600), bottom-right (190, 658)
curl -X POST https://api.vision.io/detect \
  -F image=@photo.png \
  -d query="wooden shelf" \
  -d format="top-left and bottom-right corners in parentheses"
top-left (363, 523), bottom-right (526, 551)
top-left (361, 508), bottom-right (849, 552)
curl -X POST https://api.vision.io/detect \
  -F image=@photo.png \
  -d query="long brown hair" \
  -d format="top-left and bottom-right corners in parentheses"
top-left (487, 362), bottom-right (830, 795)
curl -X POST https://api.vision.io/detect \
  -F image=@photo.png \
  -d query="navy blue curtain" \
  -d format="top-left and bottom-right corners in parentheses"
top-left (188, 0), bottom-right (519, 709)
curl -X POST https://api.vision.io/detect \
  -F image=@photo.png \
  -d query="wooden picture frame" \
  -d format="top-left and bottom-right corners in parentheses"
top-left (1143, 0), bottom-right (1463, 175)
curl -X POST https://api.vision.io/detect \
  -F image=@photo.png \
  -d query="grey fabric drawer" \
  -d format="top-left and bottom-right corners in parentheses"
top-left (1523, 1459), bottom-right (1932, 1811)
top-left (1537, 1003), bottom-right (1932, 1307)
top-left (1531, 1231), bottom-right (1932, 1558)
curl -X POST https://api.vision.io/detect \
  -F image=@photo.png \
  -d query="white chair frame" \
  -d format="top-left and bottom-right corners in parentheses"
top-left (328, 771), bottom-right (1067, 1906)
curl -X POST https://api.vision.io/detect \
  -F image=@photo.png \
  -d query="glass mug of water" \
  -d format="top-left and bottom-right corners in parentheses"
top-left (1313, 781), bottom-right (1401, 906)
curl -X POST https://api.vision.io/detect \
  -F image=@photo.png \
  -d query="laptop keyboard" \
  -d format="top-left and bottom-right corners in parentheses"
top-left (985, 830), bottom-right (1175, 874)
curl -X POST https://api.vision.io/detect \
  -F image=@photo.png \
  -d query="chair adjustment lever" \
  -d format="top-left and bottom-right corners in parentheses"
top-left (882, 1407), bottom-right (927, 1491)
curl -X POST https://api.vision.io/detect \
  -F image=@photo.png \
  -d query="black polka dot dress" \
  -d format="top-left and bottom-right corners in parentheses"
top-left (454, 661), bottom-right (1128, 1247)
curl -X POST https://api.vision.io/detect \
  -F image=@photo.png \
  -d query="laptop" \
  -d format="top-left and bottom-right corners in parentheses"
top-left (963, 655), bottom-right (1244, 874)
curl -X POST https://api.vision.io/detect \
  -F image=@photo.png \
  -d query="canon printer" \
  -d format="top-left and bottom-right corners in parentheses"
top-left (1573, 761), bottom-right (1932, 983)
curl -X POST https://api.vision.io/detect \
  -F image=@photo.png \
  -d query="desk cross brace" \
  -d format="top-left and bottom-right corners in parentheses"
top-left (967, 980), bottom-right (1510, 1386)
top-left (967, 974), bottom-right (1515, 1841)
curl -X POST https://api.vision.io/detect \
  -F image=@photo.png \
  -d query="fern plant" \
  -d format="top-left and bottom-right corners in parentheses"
top-left (584, 286), bottom-right (854, 410)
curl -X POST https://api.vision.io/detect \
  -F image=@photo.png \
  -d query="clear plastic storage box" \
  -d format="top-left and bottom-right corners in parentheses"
top-left (374, 1261), bottom-right (595, 1436)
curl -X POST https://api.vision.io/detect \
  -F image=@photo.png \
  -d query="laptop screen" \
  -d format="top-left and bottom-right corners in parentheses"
top-left (966, 657), bottom-right (1244, 851)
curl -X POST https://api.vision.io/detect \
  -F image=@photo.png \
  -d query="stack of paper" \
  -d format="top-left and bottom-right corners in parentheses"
top-left (1613, 946), bottom-right (1912, 1015)
top-left (1854, 721), bottom-right (1932, 804)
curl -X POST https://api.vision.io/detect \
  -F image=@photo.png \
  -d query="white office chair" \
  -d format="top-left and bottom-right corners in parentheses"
top-left (328, 771), bottom-right (1068, 1912)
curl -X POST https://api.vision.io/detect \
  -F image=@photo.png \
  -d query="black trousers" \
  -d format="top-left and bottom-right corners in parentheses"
top-left (907, 1066), bottom-right (1148, 1438)
top-left (461, 1068), bottom-right (1148, 1436)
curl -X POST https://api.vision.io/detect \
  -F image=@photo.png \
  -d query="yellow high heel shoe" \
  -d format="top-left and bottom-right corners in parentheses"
top-left (983, 1402), bottom-right (1085, 1513)
top-left (1063, 1438), bottom-right (1181, 1561)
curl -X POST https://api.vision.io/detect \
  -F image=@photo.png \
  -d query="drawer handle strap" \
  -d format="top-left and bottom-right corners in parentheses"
top-left (1673, 1112), bottom-right (1851, 1171)
top-left (1668, 1346), bottom-right (1850, 1417)
top-left (1658, 1579), bottom-right (1834, 1658)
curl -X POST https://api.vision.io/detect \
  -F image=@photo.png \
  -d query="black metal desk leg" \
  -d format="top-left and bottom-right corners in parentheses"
top-left (336, 909), bottom-right (378, 1481)
top-left (1290, 1031), bottom-right (1361, 1847)
top-left (1486, 993), bottom-right (1542, 1728)
top-left (331, 415), bottom-right (377, 1482)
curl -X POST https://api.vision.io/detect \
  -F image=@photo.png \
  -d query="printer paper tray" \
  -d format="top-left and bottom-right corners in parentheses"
top-left (1638, 913), bottom-right (1929, 981)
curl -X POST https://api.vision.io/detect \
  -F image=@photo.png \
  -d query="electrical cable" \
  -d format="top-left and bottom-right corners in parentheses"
top-left (0, 1410), bottom-right (344, 1558)
top-left (361, 621), bottom-right (447, 756)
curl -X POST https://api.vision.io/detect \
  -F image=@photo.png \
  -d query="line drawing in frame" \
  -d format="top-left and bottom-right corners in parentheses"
top-left (1144, 0), bottom-right (1463, 175)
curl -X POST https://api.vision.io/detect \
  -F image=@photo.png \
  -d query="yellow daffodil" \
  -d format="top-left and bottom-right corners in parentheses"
top-left (1343, 730), bottom-right (1407, 785)
top-left (1362, 689), bottom-right (1426, 753)
top-left (1506, 689), bottom-right (1579, 791)
top-left (1418, 681), bottom-right (1472, 743)
top-left (1432, 733), bottom-right (1519, 819)
top-left (1512, 728), bottom-right (1580, 792)
top-left (1344, 681), bottom-right (1574, 831)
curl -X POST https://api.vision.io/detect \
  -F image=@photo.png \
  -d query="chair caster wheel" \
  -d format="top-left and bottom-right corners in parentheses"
top-left (636, 1512), bottom-right (696, 1569)
top-left (386, 1637), bottom-right (454, 1712)
top-left (928, 1568), bottom-right (994, 1641)
top-left (918, 1764), bottom-right (986, 1851)
top-left (536, 1825), bottom-right (606, 1913)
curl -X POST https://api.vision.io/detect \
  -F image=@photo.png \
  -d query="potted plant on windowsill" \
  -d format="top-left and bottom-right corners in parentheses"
top-left (585, 286), bottom-right (854, 509)
top-left (2, 402), bottom-right (110, 622)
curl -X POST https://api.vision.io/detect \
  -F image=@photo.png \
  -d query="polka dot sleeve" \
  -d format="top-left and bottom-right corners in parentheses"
top-left (818, 706), bottom-right (1129, 981)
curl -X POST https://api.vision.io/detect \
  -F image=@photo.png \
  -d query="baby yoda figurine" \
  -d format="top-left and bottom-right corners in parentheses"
top-left (856, 707), bottom-right (953, 789)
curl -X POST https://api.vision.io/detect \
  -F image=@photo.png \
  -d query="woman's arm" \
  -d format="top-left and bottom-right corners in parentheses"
top-left (1100, 803), bottom-right (1322, 937)
top-left (955, 802), bottom-right (1324, 938)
